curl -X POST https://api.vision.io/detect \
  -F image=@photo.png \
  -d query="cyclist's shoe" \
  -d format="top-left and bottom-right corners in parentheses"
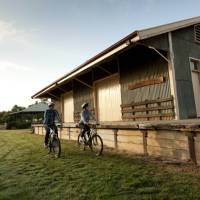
top-left (44, 143), bottom-right (48, 148)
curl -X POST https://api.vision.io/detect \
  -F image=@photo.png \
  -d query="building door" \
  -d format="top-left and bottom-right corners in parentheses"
top-left (95, 74), bottom-right (122, 121)
top-left (190, 58), bottom-right (200, 117)
top-left (63, 91), bottom-right (74, 122)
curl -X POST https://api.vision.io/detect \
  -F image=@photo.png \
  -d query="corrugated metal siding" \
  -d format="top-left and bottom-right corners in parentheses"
top-left (121, 57), bottom-right (171, 103)
top-left (172, 26), bottom-right (200, 118)
top-left (73, 82), bottom-right (94, 113)
top-left (120, 52), bottom-right (172, 120)
top-left (95, 74), bottom-right (122, 121)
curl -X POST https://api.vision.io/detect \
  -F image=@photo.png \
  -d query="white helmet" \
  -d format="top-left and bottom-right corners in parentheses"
top-left (81, 102), bottom-right (88, 109)
top-left (48, 102), bottom-right (55, 107)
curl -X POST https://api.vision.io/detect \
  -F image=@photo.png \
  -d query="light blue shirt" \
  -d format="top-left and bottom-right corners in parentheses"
top-left (79, 110), bottom-right (95, 124)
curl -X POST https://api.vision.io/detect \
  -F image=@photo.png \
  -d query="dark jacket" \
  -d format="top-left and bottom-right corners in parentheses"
top-left (43, 109), bottom-right (61, 126)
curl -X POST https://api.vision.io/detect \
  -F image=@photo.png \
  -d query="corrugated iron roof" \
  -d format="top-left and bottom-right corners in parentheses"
top-left (32, 16), bottom-right (200, 99)
top-left (11, 102), bottom-right (48, 115)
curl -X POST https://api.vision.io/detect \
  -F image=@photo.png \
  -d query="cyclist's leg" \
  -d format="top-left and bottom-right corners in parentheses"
top-left (80, 124), bottom-right (85, 137)
top-left (85, 125), bottom-right (90, 137)
top-left (44, 126), bottom-right (50, 145)
top-left (53, 124), bottom-right (58, 135)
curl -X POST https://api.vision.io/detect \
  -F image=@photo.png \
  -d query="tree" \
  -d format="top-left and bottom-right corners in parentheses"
top-left (11, 105), bottom-right (25, 112)
top-left (0, 111), bottom-right (9, 124)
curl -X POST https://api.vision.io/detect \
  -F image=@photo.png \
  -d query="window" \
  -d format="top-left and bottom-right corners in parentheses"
top-left (190, 58), bottom-right (200, 71)
top-left (190, 58), bottom-right (200, 117)
top-left (194, 24), bottom-right (200, 44)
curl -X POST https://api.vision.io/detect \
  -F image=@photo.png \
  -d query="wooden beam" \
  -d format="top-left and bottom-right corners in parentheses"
top-left (97, 66), bottom-right (112, 75)
top-left (47, 92), bottom-right (60, 100)
top-left (75, 78), bottom-right (93, 89)
top-left (121, 97), bottom-right (173, 108)
top-left (56, 85), bottom-right (66, 92)
top-left (141, 130), bottom-right (148, 155)
top-left (113, 129), bottom-right (118, 149)
top-left (186, 132), bottom-right (197, 164)
top-left (122, 105), bottom-right (174, 113)
top-left (122, 113), bottom-right (174, 119)
top-left (68, 128), bottom-right (71, 140)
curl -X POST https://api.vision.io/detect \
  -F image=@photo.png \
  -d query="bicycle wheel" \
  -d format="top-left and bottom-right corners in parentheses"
top-left (77, 134), bottom-right (85, 151)
top-left (51, 137), bottom-right (61, 158)
top-left (91, 134), bottom-right (103, 156)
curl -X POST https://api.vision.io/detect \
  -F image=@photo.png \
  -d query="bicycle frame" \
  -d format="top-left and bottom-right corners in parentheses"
top-left (78, 123), bottom-right (103, 156)
top-left (84, 125), bottom-right (97, 142)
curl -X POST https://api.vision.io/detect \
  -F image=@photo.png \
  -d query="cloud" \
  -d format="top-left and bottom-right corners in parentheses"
top-left (0, 20), bottom-right (37, 45)
top-left (0, 61), bottom-right (33, 72)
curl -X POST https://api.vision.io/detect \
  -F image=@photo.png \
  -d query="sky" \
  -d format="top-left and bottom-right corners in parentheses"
top-left (0, 0), bottom-right (199, 111)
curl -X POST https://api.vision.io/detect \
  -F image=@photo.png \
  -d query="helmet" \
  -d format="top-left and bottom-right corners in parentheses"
top-left (48, 102), bottom-right (55, 107)
top-left (81, 102), bottom-right (88, 109)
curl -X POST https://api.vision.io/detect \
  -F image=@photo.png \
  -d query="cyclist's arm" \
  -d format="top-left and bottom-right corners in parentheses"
top-left (55, 110), bottom-right (62, 124)
top-left (89, 112), bottom-right (96, 122)
top-left (43, 110), bottom-right (47, 124)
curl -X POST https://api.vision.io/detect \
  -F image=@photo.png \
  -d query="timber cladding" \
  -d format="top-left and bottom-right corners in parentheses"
top-left (121, 97), bottom-right (175, 121)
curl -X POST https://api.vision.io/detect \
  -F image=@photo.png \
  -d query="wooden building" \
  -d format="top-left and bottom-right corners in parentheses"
top-left (32, 17), bottom-right (200, 164)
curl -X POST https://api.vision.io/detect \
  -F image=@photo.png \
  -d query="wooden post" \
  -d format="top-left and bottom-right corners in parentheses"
top-left (186, 132), bottom-right (197, 164)
top-left (113, 129), bottom-right (118, 149)
top-left (141, 130), bottom-right (148, 155)
top-left (68, 128), bottom-right (71, 141)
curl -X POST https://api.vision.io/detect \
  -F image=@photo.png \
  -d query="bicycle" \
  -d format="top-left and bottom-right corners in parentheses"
top-left (77, 123), bottom-right (103, 156)
top-left (47, 126), bottom-right (61, 158)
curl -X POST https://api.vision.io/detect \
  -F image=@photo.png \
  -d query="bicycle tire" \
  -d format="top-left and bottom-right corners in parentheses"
top-left (91, 134), bottom-right (103, 156)
top-left (49, 137), bottom-right (61, 158)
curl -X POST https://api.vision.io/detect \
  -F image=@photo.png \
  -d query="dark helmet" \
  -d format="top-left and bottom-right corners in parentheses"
top-left (81, 102), bottom-right (88, 109)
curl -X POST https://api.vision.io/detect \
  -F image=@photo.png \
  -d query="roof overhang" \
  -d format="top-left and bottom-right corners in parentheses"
top-left (32, 32), bottom-right (139, 98)
top-left (32, 16), bottom-right (200, 99)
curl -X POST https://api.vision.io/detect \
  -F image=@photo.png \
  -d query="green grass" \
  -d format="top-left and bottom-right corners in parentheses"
top-left (1, 130), bottom-right (200, 200)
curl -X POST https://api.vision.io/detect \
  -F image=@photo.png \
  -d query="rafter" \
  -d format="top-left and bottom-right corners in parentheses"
top-left (75, 78), bottom-right (93, 89)
top-left (47, 92), bottom-right (60, 100)
top-left (56, 85), bottom-right (66, 92)
top-left (97, 65), bottom-right (112, 75)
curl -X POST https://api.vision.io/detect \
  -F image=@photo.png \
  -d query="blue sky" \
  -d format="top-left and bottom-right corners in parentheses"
top-left (0, 0), bottom-right (199, 111)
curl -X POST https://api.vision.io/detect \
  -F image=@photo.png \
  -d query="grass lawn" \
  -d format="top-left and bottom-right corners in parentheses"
top-left (1, 130), bottom-right (200, 200)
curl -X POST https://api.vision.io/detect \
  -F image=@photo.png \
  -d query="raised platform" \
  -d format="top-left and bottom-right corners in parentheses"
top-left (32, 119), bottom-right (200, 165)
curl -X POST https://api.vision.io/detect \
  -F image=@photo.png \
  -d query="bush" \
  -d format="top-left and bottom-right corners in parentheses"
top-left (6, 117), bottom-right (31, 129)
top-left (6, 121), bottom-right (31, 129)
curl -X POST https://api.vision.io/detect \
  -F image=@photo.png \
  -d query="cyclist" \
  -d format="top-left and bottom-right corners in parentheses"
top-left (43, 102), bottom-right (62, 148)
top-left (79, 102), bottom-right (96, 141)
